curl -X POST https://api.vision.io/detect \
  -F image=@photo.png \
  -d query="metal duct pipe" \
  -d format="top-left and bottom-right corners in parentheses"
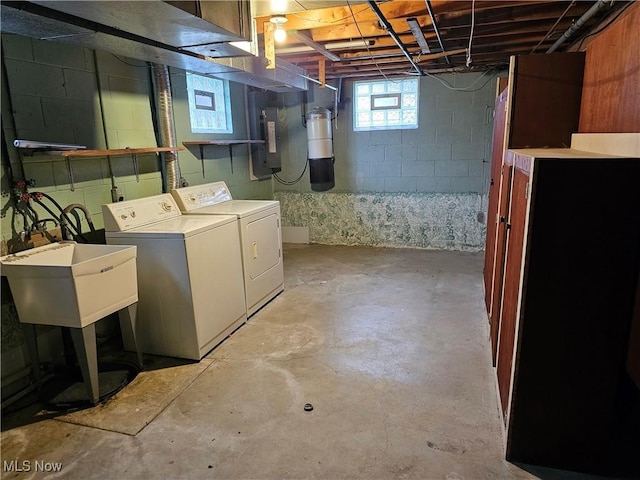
top-left (367, 1), bottom-right (423, 76)
top-left (151, 63), bottom-right (182, 191)
top-left (546, 0), bottom-right (610, 53)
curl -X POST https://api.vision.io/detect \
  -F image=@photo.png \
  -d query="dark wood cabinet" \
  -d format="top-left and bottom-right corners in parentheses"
top-left (484, 53), bottom-right (585, 365)
top-left (496, 149), bottom-right (640, 471)
top-left (484, 52), bottom-right (640, 473)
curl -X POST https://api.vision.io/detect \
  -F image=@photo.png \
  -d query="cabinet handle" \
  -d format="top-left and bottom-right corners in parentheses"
top-left (499, 216), bottom-right (507, 223)
top-left (506, 223), bottom-right (512, 230)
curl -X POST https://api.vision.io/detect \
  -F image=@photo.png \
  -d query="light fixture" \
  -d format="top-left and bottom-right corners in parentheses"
top-left (275, 39), bottom-right (375, 54)
top-left (270, 15), bottom-right (288, 43)
top-left (406, 17), bottom-right (431, 54)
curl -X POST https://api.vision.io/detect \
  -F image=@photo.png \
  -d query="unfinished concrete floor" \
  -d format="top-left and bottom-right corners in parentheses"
top-left (1, 245), bottom-right (603, 479)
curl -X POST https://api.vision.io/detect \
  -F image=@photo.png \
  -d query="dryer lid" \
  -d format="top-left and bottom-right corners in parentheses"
top-left (185, 200), bottom-right (279, 218)
top-left (171, 181), bottom-right (232, 212)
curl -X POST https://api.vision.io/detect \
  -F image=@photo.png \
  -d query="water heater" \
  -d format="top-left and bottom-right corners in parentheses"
top-left (306, 107), bottom-right (335, 191)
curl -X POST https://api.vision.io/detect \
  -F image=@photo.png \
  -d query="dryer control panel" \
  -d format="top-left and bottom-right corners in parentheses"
top-left (171, 182), bottom-right (233, 212)
top-left (102, 194), bottom-right (182, 231)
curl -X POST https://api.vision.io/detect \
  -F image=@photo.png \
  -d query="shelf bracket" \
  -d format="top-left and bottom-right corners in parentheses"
top-left (132, 154), bottom-right (140, 182)
top-left (65, 157), bottom-right (75, 191)
top-left (199, 145), bottom-right (205, 177)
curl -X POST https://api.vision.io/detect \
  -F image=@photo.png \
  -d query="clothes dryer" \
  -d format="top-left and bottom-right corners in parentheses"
top-left (102, 194), bottom-right (246, 360)
top-left (171, 182), bottom-right (283, 317)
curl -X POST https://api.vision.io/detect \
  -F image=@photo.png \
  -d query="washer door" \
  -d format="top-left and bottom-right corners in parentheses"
top-left (246, 213), bottom-right (281, 280)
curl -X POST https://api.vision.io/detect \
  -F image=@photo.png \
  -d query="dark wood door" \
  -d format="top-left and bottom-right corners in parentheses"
top-left (496, 166), bottom-right (529, 421)
top-left (489, 162), bottom-right (512, 365)
top-left (483, 88), bottom-right (508, 316)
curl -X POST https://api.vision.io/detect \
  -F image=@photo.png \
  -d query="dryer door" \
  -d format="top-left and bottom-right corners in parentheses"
top-left (245, 212), bottom-right (281, 280)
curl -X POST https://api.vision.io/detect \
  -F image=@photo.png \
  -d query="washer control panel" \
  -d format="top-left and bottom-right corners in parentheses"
top-left (102, 194), bottom-right (181, 231)
top-left (171, 182), bottom-right (232, 211)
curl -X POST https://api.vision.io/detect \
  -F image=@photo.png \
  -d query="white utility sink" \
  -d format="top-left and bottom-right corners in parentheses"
top-left (1, 242), bottom-right (138, 328)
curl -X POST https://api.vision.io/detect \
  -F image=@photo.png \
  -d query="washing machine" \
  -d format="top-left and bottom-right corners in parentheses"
top-left (102, 194), bottom-right (246, 360)
top-left (171, 182), bottom-right (283, 317)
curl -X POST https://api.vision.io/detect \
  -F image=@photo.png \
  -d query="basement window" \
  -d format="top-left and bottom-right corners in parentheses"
top-left (186, 73), bottom-right (233, 134)
top-left (353, 78), bottom-right (419, 131)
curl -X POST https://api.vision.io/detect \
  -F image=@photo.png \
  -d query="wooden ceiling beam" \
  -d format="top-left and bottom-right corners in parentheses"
top-left (254, 1), bottom-right (430, 34)
top-left (436, 3), bottom-right (590, 29)
top-left (440, 19), bottom-right (576, 39)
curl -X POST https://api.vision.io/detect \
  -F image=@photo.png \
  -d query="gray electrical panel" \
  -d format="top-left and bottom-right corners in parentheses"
top-left (261, 107), bottom-right (281, 171)
top-left (248, 91), bottom-right (281, 179)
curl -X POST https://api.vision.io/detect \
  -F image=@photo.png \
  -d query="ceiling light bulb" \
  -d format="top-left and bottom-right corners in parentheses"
top-left (274, 26), bottom-right (287, 43)
top-left (269, 15), bottom-right (288, 44)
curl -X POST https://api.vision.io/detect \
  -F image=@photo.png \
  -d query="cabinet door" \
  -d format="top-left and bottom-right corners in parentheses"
top-left (496, 167), bottom-right (529, 422)
top-left (489, 163), bottom-right (512, 365)
top-left (483, 88), bottom-right (508, 316)
top-left (508, 53), bottom-right (584, 149)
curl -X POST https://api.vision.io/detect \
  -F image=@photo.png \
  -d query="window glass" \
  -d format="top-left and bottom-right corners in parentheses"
top-left (353, 78), bottom-right (419, 131)
top-left (186, 73), bottom-right (233, 134)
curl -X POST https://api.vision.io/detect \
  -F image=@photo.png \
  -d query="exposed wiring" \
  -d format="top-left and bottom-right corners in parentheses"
top-left (347, 0), bottom-right (390, 80)
top-left (466, 0), bottom-right (476, 67)
top-left (273, 159), bottom-right (309, 186)
top-left (110, 53), bottom-right (149, 68)
top-left (530, 1), bottom-right (576, 53)
top-left (423, 66), bottom-right (500, 92)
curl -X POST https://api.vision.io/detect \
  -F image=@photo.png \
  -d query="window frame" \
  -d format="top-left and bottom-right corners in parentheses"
top-left (186, 73), bottom-right (233, 134)
top-left (353, 78), bottom-right (420, 132)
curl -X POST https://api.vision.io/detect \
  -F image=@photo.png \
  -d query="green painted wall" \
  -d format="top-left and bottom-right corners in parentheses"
top-left (0, 33), bottom-right (270, 383)
top-left (169, 72), bottom-right (272, 200)
top-left (1, 33), bottom-right (272, 249)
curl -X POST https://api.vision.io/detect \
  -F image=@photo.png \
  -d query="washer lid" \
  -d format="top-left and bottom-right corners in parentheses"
top-left (171, 181), bottom-right (231, 212)
top-left (181, 199), bottom-right (279, 218)
top-left (105, 214), bottom-right (237, 239)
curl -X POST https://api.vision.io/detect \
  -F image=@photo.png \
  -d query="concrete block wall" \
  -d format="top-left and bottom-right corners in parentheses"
top-left (0, 33), bottom-right (271, 385)
top-left (1, 33), bottom-right (273, 249)
top-left (1, 35), bottom-right (161, 244)
top-left (273, 73), bottom-right (499, 250)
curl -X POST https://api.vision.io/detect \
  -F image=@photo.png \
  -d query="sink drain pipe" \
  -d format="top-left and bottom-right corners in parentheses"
top-left (151, 64), bottom-right (183, 191)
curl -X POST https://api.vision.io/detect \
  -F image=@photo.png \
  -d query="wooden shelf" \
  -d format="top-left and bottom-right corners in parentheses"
top-left (19, 146), bottom-right (182, 191)
top-left (182, 140), bottom-right (264, 176)
top-left (183, 140), bottom-right (264, 146)
top-left (53, 146), bottom-right (183, 157)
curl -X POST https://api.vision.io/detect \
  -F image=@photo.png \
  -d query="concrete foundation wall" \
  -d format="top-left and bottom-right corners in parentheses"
top-left (275, 191), bottom-right (485, 251)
